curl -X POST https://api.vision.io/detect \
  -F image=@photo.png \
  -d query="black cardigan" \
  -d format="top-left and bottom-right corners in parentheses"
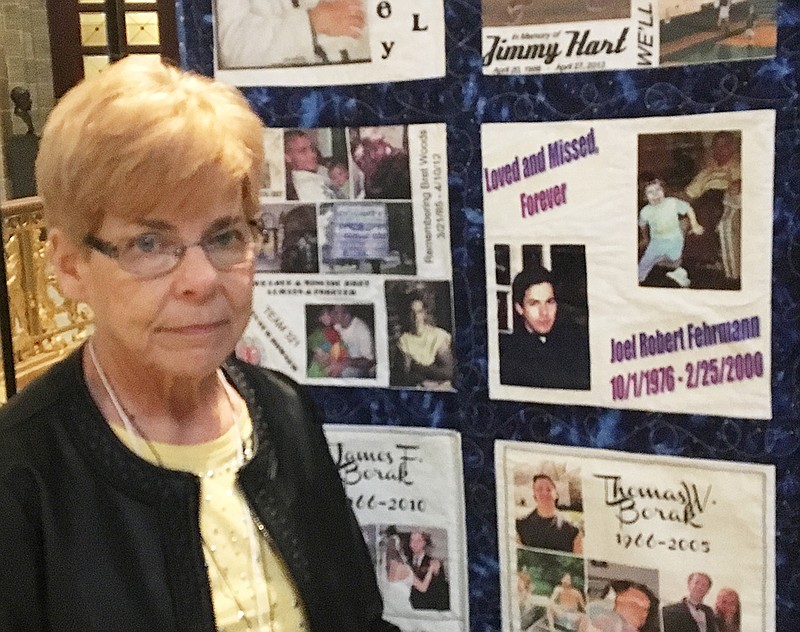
top-left (0, 348), bottom-right (396, 632)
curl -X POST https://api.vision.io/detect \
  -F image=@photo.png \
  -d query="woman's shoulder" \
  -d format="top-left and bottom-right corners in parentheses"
top-left (432, 326), bottom-right (452, 344)
top-left (0, 350), bottom-right (83, 437)
top-left (225, 356), bottom-right (306, 404)
top-left (0, 350), bottom-right (87, 477)
top-left (223, 356), bottom-right (323, 438)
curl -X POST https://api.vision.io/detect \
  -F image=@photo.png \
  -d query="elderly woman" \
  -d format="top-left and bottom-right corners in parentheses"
top-left (714, 588), bottom-right (742, 632)
top-left (0, 58), bottom-right (396, 632)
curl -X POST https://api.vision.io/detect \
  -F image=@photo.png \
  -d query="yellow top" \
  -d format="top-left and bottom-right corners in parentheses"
top-left (111, 411), bottom-right (308, 631)
top-left (685, 159), bottom-right (741, 199)
top-left (398, 325), bottom-right (451, 367)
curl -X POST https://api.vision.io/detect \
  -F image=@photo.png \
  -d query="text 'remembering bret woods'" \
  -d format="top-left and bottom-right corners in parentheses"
top-left (418, 127), bottom-right (446, 265)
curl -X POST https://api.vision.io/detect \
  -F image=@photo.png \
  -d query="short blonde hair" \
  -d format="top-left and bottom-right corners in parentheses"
top-left (36, 56), bottom-right (264, 242)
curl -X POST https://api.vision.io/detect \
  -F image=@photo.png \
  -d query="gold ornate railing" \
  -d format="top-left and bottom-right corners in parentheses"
top-left (1, 196), bottom-right (93, 399)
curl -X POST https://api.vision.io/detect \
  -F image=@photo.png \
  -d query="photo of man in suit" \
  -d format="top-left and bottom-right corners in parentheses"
top-left (408, 529), bottom-right (450, 611)
top-left (662, 572), bottom-right (717, 632)
top-left (499, 262), bottom-right (591, 391)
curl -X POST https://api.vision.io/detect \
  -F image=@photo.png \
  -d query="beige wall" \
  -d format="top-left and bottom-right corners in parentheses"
top-left (0, 0), bottom-right (54, 201)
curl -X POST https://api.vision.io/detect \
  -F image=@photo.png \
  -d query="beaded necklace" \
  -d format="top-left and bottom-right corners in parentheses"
top-left (86, 341), bottom-right (271, 630)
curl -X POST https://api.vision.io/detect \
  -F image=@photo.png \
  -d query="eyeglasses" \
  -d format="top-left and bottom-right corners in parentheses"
top-left (83, 220), bottom-right (263, 279)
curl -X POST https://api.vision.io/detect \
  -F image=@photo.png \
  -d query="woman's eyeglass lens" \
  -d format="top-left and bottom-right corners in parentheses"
top-left (83, 221), bottom-right (263, 279)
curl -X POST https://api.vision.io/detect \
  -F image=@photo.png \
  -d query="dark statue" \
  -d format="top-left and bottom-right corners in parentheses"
top-left (6, 86), bottom-right (40, 198)
top-left (10, 86), bottom-right (35, 135)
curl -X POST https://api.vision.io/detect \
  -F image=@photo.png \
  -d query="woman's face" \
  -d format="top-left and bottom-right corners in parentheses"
top-left (409, 300), bottom-right (427, 332)
top-left (59, 172), bottom-right (254, 379)
top-left (717, 591), bottom-right (739, 617)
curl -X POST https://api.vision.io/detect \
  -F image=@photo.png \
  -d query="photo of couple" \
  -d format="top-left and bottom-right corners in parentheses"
top-left (305, 303), bottom-right (376, 379)
top-left (379, 525), bottom-right (451, 615)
